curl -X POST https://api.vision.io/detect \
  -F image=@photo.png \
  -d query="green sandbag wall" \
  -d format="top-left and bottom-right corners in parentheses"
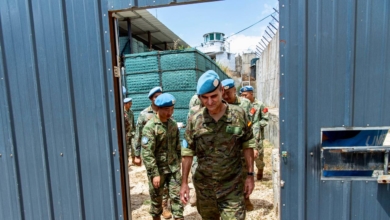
top-left (123, 48), bottom-right (229, 138)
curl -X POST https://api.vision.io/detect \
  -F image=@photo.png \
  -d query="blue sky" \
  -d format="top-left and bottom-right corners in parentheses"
top-left (148, 0), bottom-right (279, 54)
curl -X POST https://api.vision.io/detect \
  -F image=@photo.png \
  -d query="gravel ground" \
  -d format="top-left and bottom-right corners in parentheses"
top-left (129, 141), bottom-right (276, 220)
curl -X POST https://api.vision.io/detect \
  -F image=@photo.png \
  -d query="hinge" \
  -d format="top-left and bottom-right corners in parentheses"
top-left (114, 66), bottom-right (120, 77)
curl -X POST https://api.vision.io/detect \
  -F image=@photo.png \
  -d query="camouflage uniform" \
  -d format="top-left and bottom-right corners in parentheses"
top-left (189, 93), bottom-right (201, 108)
top-left (141, 115), bottom-right (184, 218)
top-left (187, 105), bottom-right (202, 176)
top-left (133, 105), bottom-right (156, 157)
top-left (124, 108), bottom-right (135, 156)
top-left (250, 98), bottom-right (269, 170)
top-left (231, 96), bottom-right (258, 175)
top-left (134, 105), bottom-right (171, 204)
top-left (182, 102), bottom-right (254, 219)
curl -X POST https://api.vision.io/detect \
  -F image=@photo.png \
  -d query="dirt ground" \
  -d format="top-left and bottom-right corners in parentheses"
top-left (129, 141), bottom-right (276, 220)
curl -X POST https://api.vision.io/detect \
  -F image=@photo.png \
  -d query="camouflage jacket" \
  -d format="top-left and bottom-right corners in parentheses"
top-left (231, 96), bottom-right (258, 148)
top-left (141, 115), bottom-right (181, 177)
top-left (182, 102), bottom-right (254, 183)
top-left (133, 105), bottom-right (156, 157)
top-left (124, 108), bottom-right (135, 142)
top-left (232, 96), bottom-right (252, 121)
top-left (189, 94), bottom-right (201, 108)
top-left (251, 98), bottom-right (269, 142)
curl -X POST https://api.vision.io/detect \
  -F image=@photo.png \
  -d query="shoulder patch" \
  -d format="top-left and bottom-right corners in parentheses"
top-left (141, 136), bottom-right (149, 144)
top-left (250, 107), bottom-right (257, 115)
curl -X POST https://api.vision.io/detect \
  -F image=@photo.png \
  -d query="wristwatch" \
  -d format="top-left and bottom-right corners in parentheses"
top-left (247, 172), bottom-right (254, 176)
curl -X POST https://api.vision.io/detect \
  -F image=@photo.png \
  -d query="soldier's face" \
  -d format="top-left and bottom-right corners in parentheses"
top-left (222, 87), bottom-right (236, 104)
top-left (241, 91), bottom-right (253, 102)
top-left (199, 86), bottom-right (223, 112)
top-left (124, 102), bottom-right (132, 109)
top-left (157, 106), bottom-right (174, 122)
top-left (150, 92), bottom-right (162, 103)
top-left (244, 91), bottom-right (254, 102)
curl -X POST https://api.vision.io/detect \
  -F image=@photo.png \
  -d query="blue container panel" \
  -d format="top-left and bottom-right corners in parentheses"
top-left (162, 70), bottom-right (199, 91)
top-left (160, 52), bottom-right (197, 71)
top-left (128, 93), bottom-right (151, 112)
top-left (124, 52), bottom-right (159, 74)
top-left (168, 91), bottom-right (195, 109)
top-left (125, 73), bottom-right (160, 94)
top-left (173, 109), bottom-right (189, 125)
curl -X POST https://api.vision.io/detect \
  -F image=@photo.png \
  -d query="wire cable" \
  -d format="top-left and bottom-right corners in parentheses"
top-left (225, 12), bottom-right (277, 40)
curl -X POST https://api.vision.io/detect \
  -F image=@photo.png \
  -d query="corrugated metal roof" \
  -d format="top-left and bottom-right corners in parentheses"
top-left (116, 9), bottom-right (190, 49)
top-left (280, 0), bottom-right (390, 219)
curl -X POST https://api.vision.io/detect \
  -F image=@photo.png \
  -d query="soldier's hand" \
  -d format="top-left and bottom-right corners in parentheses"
top-left (254, 150), bottom-right (259, 159)
top-left (244, 176), bottom-right (255, 198)
top-left (133, 156), bottom-right (142, 166)
top-left (152, 176), bottom-right (160, 189)
top-left (180, 183), bottom-right (190, 204)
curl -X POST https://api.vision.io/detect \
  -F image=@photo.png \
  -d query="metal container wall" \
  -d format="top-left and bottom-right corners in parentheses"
top-left (280, 0), bottom-right (390, 219)
top-left (0, 0), bottom-right (212, 219)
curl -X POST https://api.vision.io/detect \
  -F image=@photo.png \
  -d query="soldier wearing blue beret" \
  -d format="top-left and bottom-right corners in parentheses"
top-left (181, 70), bottom-right (254, 219)
top-left (221, 80), bottom-right (258, 211)
top-left (141, 93), bottom-right (184, 220)
top-left (240, 86), bottom-right (269, 182)
top-left (134, 86), bottom-right (174, 218)
top-left (134, 86), bottom-right (163, 165)
top-left (240, 85), bottom-right (253, 93)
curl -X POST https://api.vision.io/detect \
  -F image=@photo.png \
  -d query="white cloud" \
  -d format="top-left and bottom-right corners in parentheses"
top-left (227, 35), bottom-right (261, 54)
top-left (227, 22), bottom-right (272, 54)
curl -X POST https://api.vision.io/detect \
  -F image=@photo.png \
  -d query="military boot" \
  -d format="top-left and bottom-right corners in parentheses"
top-left (245, 198), bottom-right (254, 211)
top-left (152, 216), bottom-right (161, 220)
top-left (162, 200), bottom-right (172, 219)
top-left (257, 169), bottom-right (264, 181)
top-left (189, 192), bottom-right (197, 207)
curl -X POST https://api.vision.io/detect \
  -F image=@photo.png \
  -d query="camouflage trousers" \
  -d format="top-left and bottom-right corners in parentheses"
top-left (191, 156), bottom-right (198, 175)
top-left (147, 171), bottom-right (184, 218)
top-left (255, 140), bottom-right (265, 169)
top-left (194, 175), bottom-right (246, 220)
top-left (126, 137), bottom-right (135, 157)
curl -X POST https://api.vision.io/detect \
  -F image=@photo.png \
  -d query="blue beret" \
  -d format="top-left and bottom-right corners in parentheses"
top-left (148, 86), bottom-right (162, 98)
top-left (240, 86), bottom-right (254, 93)
top-left (154, 93), bottom-right (176, 107)
top-left (197, 70), bottom-right (220, 95)
top-left (124, 97), bottom-right (132, 103)
top-left (221, 79), bottom-right (235, 90)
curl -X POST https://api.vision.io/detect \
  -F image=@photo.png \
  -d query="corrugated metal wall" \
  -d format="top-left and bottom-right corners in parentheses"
top-left (280, 0), bottom-right (390, 219)
top-left (0, 0), bottom-right (210, 219)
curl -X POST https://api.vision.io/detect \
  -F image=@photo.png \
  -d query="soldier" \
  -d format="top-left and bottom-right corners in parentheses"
top-left (180, 70), bottom-right (255, 220)
top-left (240, 86), bottom-right (269, 180)
top-left (141, 93), bottom-right (184, 220)
top-left (134, 86), bottom-right (163, 162)
top-left (124, 98), bottom-right (136, 164)
top-left (134, 86), bottom-right (172, 218)
top-left (221, 79), bottom-right (257, 211)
